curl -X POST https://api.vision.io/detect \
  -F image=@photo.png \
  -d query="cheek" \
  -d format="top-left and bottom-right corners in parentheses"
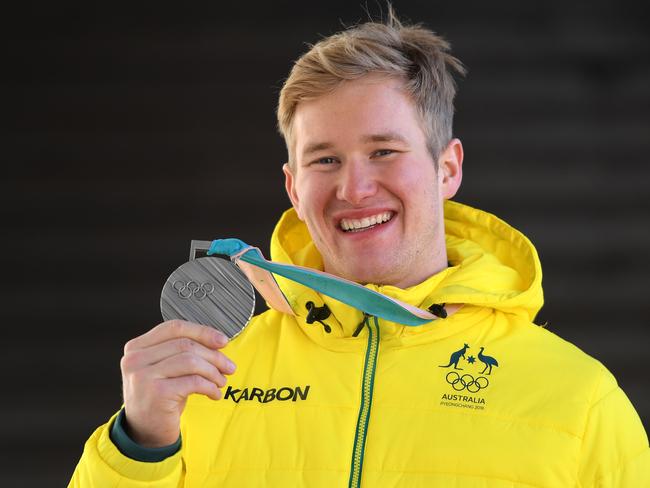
top-left (390, 165), bottom-right (439, 215)
top-left (386, 163), bottom-right (435, 198)
top-left (296, 178), bottom-right (328, 220)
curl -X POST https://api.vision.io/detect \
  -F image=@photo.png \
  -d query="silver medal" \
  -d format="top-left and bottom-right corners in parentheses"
top-left (160, 241), bottom-right (255, 338)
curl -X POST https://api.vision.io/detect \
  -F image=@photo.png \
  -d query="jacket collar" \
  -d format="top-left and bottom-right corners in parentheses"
top-left (268, 200), bottom-right (543, 341)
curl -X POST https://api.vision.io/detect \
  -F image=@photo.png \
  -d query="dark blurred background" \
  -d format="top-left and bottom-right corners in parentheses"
top-left (2, 1), bottom-right (649, 485)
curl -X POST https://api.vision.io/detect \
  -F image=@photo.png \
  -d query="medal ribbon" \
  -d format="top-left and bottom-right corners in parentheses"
top-left (208, 238), bottom-right (444, 326)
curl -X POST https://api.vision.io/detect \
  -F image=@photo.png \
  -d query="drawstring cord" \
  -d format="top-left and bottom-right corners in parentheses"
top-left (305, 302), bottom-right (332, 333)
top-left (305, 303), bottom-right (446, 336)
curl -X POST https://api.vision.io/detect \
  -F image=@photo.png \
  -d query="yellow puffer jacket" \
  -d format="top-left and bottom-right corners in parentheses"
top-left (70, 201), bottom-right (649, 487)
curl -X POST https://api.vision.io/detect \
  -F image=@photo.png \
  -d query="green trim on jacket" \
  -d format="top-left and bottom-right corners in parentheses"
top-left (110, 408), bottom-right (181, 462)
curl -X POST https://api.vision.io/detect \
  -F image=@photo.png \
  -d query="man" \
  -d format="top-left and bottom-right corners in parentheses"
top-left (69, 11), bottom-right (649, 487)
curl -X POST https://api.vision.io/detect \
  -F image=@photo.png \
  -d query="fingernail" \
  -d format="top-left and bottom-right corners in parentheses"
top-left (226, 360), bottom-right (236, 374)
top-left (215, 331), bottom-right (228, 344)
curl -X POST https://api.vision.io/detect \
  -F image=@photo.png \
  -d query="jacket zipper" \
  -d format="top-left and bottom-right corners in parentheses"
top-left (348, 314), bottom-right (380, 488)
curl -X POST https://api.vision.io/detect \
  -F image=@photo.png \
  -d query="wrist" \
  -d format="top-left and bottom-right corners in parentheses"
top-left (122, 411), bottom-right (180, 448)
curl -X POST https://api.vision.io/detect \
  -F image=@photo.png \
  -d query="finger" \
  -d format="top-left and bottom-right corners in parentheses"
top-left (125, 320), bottom-right (228, 353)
top-left (123, 337), bottom-right (237, 375)
top-left (152, 353), bottom-right (228, 388)
top-left (160, 375), bottom-right (223, 401)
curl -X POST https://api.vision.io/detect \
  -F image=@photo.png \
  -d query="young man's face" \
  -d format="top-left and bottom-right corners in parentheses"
top-left (284, 75), bottom-right (462, 288)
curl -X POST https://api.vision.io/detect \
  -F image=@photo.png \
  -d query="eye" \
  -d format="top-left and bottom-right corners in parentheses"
top-left (373, 149), bottom-right (394, 157)
top-left (314, 157), bottom-right (337, 165)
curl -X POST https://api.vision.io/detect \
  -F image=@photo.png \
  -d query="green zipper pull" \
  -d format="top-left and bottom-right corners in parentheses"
top-left (352, 313), bottom-right (370, 337)
top-left (348, 315), bottom-right (380, 488)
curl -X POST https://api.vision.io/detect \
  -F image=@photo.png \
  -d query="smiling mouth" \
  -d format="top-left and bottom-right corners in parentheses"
top-left (339, 211), bottom-right (394, 232)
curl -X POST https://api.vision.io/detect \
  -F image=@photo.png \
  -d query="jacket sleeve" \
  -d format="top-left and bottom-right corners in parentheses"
top-left (67, 411), bottom-right (184, 488)
top-left (577, 367), bottom-right (650, 487)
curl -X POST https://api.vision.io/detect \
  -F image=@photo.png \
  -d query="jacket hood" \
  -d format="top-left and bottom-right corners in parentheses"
top-left (269, 200), bottom-right (543, 335)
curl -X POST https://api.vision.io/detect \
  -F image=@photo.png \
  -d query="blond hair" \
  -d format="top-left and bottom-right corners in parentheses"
top-left (277, 8), bottom-right (466, 166)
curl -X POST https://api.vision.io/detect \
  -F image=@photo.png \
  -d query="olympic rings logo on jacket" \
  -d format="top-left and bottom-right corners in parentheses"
top-left (445, 372), bottom-right (489, 393)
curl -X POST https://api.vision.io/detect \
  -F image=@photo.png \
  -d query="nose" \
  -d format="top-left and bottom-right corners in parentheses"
top-left (336, 160), bottom-right (378, 204)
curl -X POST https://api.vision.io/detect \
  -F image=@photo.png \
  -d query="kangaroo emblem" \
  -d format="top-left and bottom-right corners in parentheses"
top-left (439, 343), bottom-right (470, 370)
top-left (478, 347), bottom-right (499, 375)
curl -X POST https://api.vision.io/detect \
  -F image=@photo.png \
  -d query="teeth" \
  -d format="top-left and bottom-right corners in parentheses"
top-left (340, 212), bottom-right (392, 232)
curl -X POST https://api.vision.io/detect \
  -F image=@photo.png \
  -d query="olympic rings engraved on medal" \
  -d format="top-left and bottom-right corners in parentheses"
top-left (445, 371), bottom-right (489, 392)
top-left (172, 280), bottom-right (215, 301)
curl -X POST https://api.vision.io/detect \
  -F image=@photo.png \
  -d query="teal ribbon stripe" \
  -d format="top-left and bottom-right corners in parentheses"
top-left (208, 238), bottom-right (433, 327)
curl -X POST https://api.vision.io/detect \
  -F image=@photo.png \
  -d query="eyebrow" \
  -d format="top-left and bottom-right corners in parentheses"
top-left (361, 132), bottom-right (408, 144)
top-left (301, 132), bottom-right (408, 157)
top-left (302, 141), bottom-right (334, 157)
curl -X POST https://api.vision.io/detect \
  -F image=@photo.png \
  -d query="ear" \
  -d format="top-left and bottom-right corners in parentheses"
top-left (283, 163), bottom-right (304, 220)
top-left (438, 138), bottom-right (463, 199)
